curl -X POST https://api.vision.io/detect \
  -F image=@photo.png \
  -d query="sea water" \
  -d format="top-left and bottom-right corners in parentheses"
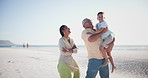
top-left (2, 45), bottom-right (148, 51)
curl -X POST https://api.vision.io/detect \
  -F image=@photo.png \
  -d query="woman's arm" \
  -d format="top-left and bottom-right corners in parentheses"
top-left (72, 45), bottom-right (78, 53)
top-left (62, 45), bottom-right (77, 53)
top-left (62, 48), bottom-right (74, 53)
top-left (68, 39), bottom-right (78, 53)
top-left (58, 39), bottom-right (72, 55)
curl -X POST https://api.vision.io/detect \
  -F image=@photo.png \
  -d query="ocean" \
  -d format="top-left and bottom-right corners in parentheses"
top-left (1, 45), bottom-right (148, 51)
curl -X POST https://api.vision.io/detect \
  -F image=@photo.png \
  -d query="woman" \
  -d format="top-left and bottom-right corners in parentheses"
top-left (58, 25), bottom-right (80, 78)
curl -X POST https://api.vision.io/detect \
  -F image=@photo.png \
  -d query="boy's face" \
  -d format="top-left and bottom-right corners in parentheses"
top-left (97, 14), bottom-right (104, 22)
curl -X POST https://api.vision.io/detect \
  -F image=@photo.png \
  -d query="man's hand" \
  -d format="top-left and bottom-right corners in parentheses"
top-left (102, 27), bottom-right (108, 33)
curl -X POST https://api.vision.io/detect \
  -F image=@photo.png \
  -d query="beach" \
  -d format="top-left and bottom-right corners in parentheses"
top-left (0, 47), bottom-right (148, 78)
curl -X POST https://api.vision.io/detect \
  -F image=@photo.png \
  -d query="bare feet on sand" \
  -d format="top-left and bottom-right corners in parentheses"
top-left (111, 66), bottom-right (116, 73)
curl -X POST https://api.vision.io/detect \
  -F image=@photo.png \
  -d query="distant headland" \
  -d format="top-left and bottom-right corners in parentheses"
top-left (0, 40), bottom-right (15, 47)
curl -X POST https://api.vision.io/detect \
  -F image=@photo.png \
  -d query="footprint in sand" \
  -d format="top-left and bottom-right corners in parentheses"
top-left (28, 56), bottom-right (41, 60)
top-left (8, 60), bottom-right (15, 63)
top-left (15, 69), bottom-right (21, 73)
top-left (0, 73), bottom-right (2, 75)
top-left (144, 65), bottom-right (148, 75)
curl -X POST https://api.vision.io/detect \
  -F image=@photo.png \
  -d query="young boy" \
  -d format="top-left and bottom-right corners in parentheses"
top-left (88, 12), bottom-right (116, 73)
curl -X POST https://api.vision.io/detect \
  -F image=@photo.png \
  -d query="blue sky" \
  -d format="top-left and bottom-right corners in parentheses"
top-left (0, 0), bottom-right (148, 45)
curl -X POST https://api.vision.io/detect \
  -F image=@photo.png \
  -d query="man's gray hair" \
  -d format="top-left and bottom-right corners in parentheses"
top-left (82, 18), bottom-right (91, 26)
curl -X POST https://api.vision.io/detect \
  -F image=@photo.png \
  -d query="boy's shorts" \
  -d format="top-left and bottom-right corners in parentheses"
top-left (101, 33), bottom-right (115, 47)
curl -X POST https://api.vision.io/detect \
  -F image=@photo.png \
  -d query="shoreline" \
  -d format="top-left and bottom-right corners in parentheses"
top-left (1, 45), bottom-right (148, 51)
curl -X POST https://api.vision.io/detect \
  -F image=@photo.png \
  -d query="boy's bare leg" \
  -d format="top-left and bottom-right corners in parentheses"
top-left (100, 45), bottom-right (109, 66)
top-left (106, 38), bottom-right (115, 52)
top-left (107, 52), bottom-right (116, 73)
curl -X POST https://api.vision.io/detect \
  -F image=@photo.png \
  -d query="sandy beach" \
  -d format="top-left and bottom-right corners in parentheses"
top-left (0, 48), bottom-right (148, 78)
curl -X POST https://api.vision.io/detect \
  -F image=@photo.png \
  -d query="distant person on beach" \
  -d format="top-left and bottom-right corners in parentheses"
top-left (26, 43), bottom-right (29, 48)
top-left (23, 43), bottom-right (25, 48)
top-left (87, 12), bottom-right (116, 73)
top-left (81, 18), bottom-right (114, 78)
top-left (58, 25), bottom-right (80, 78)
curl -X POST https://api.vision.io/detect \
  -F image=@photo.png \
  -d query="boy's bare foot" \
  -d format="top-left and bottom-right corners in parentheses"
top-left (111, 66), bottom-right (116, 73)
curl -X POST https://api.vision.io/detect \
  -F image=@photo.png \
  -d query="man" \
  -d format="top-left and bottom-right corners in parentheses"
top-left (81, 18), bottom-right (113, 78)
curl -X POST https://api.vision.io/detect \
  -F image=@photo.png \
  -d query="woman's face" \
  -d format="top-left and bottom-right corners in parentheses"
top-left (63, 26), bottom-right (71, 36)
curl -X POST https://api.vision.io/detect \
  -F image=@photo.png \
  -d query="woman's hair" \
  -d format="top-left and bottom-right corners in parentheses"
top-left (59, 25), bottom-right (66, 37)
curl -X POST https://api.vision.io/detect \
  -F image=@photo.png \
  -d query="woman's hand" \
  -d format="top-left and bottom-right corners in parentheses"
top-left (72, 45), bottom-right (77, 49)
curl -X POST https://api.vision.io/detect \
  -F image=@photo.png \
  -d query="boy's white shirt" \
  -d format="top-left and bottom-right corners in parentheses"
top-left (96, 21), bottom-right (113, 39)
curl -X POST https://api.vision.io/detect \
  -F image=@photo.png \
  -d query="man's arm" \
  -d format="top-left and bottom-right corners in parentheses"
top-left (88, 27), bottom-right (108, 42)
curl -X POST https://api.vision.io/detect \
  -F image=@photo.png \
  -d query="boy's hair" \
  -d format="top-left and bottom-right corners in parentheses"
top-left (97, 12), bottom-right (104, 16)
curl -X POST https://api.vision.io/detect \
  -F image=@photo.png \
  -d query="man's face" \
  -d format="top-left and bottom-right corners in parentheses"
top-left (84, 21), bottom-right (93, 29)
